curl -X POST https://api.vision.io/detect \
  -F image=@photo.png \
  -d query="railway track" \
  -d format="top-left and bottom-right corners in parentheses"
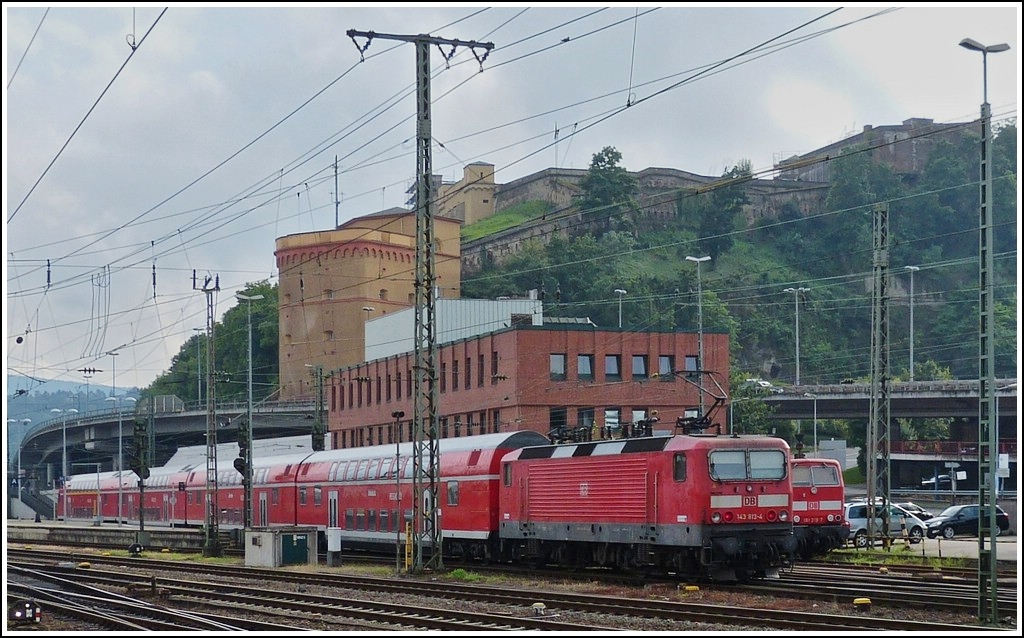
top-left (7, 549), bottom-right (1012, 632)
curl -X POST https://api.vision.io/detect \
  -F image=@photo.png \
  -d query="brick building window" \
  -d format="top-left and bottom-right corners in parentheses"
top-left (550, 353), bottom-right (567, 380)
top-left (605, 354), bottom-right (621, 381)
top-left (578, 354), bottom-right (594, 381)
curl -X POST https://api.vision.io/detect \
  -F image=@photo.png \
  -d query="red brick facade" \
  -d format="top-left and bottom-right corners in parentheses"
top-left (327, 325), bottom-right (729, 448)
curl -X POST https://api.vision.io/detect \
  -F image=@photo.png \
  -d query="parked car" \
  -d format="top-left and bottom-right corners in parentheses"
top-left (925, 504), bottom-right (1010, 539)
top-left (920, 475), bottom-right (953, 490)
top-left (844, 501), bottom-right (926, 547)
top-left (896, 502), bottom-right (935, 521)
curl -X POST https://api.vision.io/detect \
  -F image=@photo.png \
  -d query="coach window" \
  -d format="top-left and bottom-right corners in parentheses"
top-left (299, 486), bottom-right (308, 506)
top-left (356, 509), bottom-right (366, 530)
top-left (447, 480), bottom-right (460, 506)
top-left (368, 509), bottom-right (378, 531)
top-left (550, 353), bottom-right (567, 380)
top-left (314, 485), bottom-right (323, 507)
top-left (673, 453), bottom-right (687, 481)
top-left (380, 509), bottom-right (390, 531)
top-left (345, 508), bottom-right (354, 529)
top-left (345, 460), bottom-right (358, 481)
top-left (272, 488), bottom-right (280, 506)
top-left (356, 459), bottom-right (370, 480)
top-left (367, 458), bottom-right (381, 479)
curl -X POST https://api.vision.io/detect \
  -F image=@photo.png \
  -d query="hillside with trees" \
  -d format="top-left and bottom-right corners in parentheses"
top-left (123, 123), bottom-right (1016, 449)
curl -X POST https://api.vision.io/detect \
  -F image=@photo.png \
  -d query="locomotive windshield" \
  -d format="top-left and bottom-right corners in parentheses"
top-left (708, 449), bottom-right (787, 481)
top-left (792, 463), bottom-right (841, 487)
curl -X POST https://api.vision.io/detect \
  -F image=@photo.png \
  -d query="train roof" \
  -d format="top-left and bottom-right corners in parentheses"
top-left (256, 430), bottom-right (552, 468)
top-left (508, 433), bottom-right (790, 461)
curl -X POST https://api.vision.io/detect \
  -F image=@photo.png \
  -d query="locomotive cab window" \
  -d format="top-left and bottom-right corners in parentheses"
top-left (708, 449), bottom-right (787, 481)
top-left (503, 463), bottom-right (512, 486)
top-left (447, 481), bottom-right (460, 506)
top-left (673, 453), bottom-right (687, 481)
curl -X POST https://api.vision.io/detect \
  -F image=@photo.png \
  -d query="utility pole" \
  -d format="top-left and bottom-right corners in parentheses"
top-left (866, 203), bottom-right (892, 545)
top-left (194, 271), bottom-right (222, 557)
top-left (346, 28), bottom-right (493, 573)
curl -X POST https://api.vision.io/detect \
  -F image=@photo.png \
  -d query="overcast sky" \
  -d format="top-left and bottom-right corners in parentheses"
top-left (4, 3), bottom-right (1020, 394)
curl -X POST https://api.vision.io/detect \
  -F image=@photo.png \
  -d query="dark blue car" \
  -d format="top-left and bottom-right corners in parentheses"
top-left (925, 504), bottom-right (1010, 539)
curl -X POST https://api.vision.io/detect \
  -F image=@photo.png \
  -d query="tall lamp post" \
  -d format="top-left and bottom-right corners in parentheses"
top-left (51, 408), bottom-right (79, 520)
top-left (904, 266), bottom-right (919, 381)
top-left (105, 394), bottom-right (135, 526)
top-left (236, 292), bottom-right (264, 530)
top-left (804, 393), bottom-right (818, 454)
top-left (6, 418), bottom-right (31, 505)
top-left (613, 289), bottom-right (627, 328)
top-left (960, 36), bottom-right (1009, 626)
top-left (391, 409), bottom-right (405, 571)
top-left (783, 287), bottom-right (811, 386)
top-left (686, 256), bottom-right (711, 415)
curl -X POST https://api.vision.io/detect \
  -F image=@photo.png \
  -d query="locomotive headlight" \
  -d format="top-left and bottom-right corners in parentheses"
top-left (779, 510), bottom-right (789, 522)
top-left (793, 514), bottom-right (802, 523)
top-left (711, 512), bottom-right (722, 523)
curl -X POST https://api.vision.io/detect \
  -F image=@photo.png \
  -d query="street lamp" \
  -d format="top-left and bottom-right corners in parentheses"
top-left (613, 289), bottom-right (627, 328)
top-left (193, 327), bottom-right (204, 406)
top-left (804, 392), bottom-right (818, 454)
top-left (904, 266), bottom-right (919, 381)
top-left (783, 287), bottom-right (811, 385)
top-left (51, 407), bottom-right (78, 520)
top-left (960, 36), bottom-right (1009, 625)
top-left (391, 409), bottom-right (405, 571)
top-left (362, 306), bottom-right (375, 321)
top-left (686, 255), bottom-right (711, 416)
top-left (236, 291), bottom-right (265, 530)
top-left (6, 418), bottom-right (31, 505)
top-left (728, 397), bottom-right (754, 438)
top-left (105, 394), bottom-right (135, 526)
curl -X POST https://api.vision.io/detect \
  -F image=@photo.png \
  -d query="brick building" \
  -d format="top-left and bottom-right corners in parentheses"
top-left (326, 323), bottom-right (729, 449)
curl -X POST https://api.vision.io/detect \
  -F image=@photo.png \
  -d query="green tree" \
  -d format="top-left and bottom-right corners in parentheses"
top-left (143, 281), bottom-right (278, 405)
top-left (576, 146), bottom-right (640, 236)
top-left (699, 160), bottom-right (751, 262)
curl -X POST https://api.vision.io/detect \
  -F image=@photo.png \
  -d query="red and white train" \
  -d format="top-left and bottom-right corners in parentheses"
top-left (61, 429), bottom-right (799, 581)
top-left (790, 456), bottom-right (850, 559)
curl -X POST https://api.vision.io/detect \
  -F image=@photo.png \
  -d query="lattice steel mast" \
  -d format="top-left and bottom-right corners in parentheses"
top-left (195, 272), bottom-right (222, 557)
top-left (866, 204), bottom-right (891, 545)
top-left (346, 29), bottom-right (493, 573)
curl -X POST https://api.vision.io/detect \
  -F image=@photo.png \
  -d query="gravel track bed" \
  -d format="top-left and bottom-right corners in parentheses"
top-left (21, 561), bottom-right (1000, 633)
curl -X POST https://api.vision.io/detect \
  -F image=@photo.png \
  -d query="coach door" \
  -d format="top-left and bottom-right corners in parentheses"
top-left (258, 492), bottom-right (268, 527)
top-left (329, 491), bottom-right (339, 528)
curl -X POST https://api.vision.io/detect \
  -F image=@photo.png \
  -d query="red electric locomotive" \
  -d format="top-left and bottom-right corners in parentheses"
top-left (498, 432), bottom-right (797, 581)
top-left (790, 456), bottom-right (849, 559)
